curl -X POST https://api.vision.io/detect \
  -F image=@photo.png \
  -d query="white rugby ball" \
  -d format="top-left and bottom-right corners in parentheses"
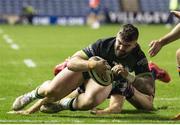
top-left (88, 56), bottom-right (113, 86)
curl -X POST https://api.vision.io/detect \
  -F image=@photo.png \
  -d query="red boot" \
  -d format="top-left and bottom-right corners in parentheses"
top-left (148, 61), bottom-right (171, 83)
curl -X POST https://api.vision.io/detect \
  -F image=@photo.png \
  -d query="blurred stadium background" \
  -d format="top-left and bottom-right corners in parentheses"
top-left (0, 0), bottom-right (180, 124)
top-left (0, 0), bottom-right (179, 25)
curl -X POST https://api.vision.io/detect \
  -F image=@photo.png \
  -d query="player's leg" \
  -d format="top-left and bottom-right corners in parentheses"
top-left (176, 48), bottom-right (180, 76)
top-left (40, 88), bottom-right (80, 113)
top-left (13, 67), bottom-right (84, 111)
top-left (12, 80), bottom-right (51, 111)
top-left (126, 75), bottom-right (155, 110)
top-left (58, 79), bottom-right (112, 111)
top-left (35, 67), bottom-right (84, 103)
top-left (13, 61), bottom-right (69, 111)
top-left (127, 86), bottom-right (154, 110)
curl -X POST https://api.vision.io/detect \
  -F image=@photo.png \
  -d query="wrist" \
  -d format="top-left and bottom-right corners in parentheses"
top-left (159, 39), bottom-right (167, 47)
top-left (87, 60), bottom-right (97, 69)
top-left (126, 73), bottom-right (136, 83)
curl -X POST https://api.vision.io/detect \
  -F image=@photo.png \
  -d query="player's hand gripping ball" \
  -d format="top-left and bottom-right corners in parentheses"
top-left (88, 56), bottom-right (113, 86)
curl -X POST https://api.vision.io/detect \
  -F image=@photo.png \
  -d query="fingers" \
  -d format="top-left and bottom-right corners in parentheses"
top-left (7, 110), bottom-right (30, 115)
top-left (148, 41), bottom-right (154, 48)
top-left (148, 40), bottom-right (161, 57)
top-left (111, 64), bottom-right (124, 76)
top-left (148, 42), bottom-right (157, 57)
top-left (97, 60), bottom-right (110, 70)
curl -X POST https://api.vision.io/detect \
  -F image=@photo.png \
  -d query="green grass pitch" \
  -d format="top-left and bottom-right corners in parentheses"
top-left (0, 24), bottom-right (179, 123)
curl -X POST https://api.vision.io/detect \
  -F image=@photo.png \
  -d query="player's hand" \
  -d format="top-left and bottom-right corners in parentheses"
top-left (111, 64), bottom-right (128, 78)
top-left (89, 57), bottom-right (110, 72)
top-left (95, 60), bottom-right (111, 77)
top-left (148, 40), bottom-right (163, 57)
top-left (171, 11), bottom-right (180, 19)
top-left (7, 110), bottom-right (30, 115)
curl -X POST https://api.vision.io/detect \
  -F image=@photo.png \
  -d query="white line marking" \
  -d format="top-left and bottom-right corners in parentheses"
top-left (6, 38), bottom-right (13, 44)
top-left (11, 43), bottom-right (19, 50)
top-left (0, 119), bottom-right (176, 123)
top-left (155, 97), bottom-right (180, 101)
top-left (0, 120), bottom-right (61, 123)
top-left (0, 98), bottom-right (6, 100)
top-left (3, 34), bottom-right (10, 39)
top-left (24, 59), bottom-right (37, 68)
top-left (2, 34), bottom-right (13, 44)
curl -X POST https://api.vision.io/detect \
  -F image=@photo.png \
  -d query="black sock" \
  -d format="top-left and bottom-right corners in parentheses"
top-left (69, 98), bottom-right (76, 111)
top-left (35, 87), bottom-right (45, 99)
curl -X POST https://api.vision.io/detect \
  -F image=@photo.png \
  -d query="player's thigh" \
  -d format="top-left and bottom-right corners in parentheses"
top-left (47, 67), bottom-right (84, 99)
top-left (133, 76), bottom-right (155, 96)
top-left (84, 79), bottom-right (112, 105)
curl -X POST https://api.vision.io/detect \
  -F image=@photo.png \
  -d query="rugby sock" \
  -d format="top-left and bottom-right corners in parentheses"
top-left (35, 87), bottom-right (45, 99)
top-left (69, 98), bottom-right (77, 111)
top-left (77, 86), bottom-right (85, 94)
top-left (59, 97), bottom-right (76, 111)
top-left (25, 89), bottom-right (37, 100)
top-left (34, 81), bottom-right (50, 99)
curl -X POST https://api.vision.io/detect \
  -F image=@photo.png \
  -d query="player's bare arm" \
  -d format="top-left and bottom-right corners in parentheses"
top-left (68, 50), bottom-right (109, 72)
top-left (149, 23), bottom-right (180, 57)
top-left (171, 11), bottom-right (180, 18)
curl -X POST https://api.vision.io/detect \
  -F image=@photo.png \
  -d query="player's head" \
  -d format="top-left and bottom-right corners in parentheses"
top-left (115, 24), bottom-right (138, 57)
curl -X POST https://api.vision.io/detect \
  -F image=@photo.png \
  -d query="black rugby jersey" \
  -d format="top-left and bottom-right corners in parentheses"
top-left (82, 37), bottom-right (150, 76)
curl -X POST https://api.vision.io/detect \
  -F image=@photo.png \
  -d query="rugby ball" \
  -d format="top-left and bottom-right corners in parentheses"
top-left (88, 56), bottom-right (113, 86)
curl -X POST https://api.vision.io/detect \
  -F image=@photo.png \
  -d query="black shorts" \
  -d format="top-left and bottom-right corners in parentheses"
top-left (82, 72), bottom-right (90, 80)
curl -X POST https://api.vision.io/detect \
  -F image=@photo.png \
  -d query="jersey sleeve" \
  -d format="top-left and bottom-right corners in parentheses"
top-left (82, 39), bottom-right (102, 58)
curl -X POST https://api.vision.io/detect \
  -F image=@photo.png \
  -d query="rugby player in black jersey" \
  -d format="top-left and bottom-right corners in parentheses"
top-left (11, 24), bottom-right (170, 115)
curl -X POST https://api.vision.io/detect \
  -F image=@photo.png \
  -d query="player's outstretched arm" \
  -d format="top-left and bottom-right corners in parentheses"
top-left (149, 23), bottom-right (180, 57)
top-left (171, 11), bottom-right (180, 18)
top-left (25, 98), bottom-right (48, 114)
top-left (8, 97), bottom-right (52, 115)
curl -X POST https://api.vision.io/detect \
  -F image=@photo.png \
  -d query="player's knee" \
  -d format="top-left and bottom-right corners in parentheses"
top-left (146, 87), bottom-right (154, 96)
top-left (136, 96), bottom-right (154, 111)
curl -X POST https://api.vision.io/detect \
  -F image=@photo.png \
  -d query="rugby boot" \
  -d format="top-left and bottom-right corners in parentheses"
top-left (12, 90), bottom-right (36, 111)
top-left (148, 61), bottom-right (171, 83)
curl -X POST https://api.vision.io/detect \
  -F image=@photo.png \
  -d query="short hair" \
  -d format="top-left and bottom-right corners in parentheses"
top-left (119, 24), bottom-right (139, 43)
